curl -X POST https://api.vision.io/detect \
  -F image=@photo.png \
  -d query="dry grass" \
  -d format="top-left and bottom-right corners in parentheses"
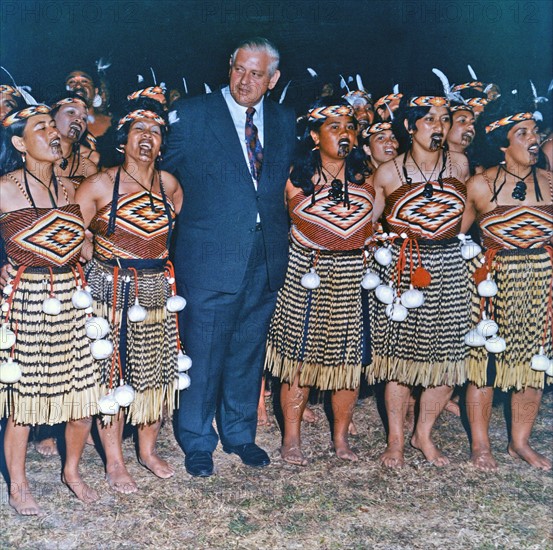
top-left (1, 388), bottom-right (552, 550)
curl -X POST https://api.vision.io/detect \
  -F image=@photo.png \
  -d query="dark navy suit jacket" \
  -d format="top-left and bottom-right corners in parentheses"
top-left (163, 91), bottom-right (296, 293)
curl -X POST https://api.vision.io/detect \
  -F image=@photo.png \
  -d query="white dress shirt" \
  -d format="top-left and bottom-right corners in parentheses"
top-left (222, 85), bottom-right (264, 190)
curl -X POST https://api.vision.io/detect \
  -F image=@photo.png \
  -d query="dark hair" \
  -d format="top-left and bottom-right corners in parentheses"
top-left (473, 96), bottom-right (537, 168)
top-left (113, 98), bottom-right (168, 164)
top-left (290, 97), bottom-right (365, 196)
top-left (49, 91), bottom-right (88, 118)
top-left (65, 69), bottom-right (97, 87)
top-left (0, 86), bottom-right (26, 117)
top-left (0, 117), bottom-right (29, 175)
top-left (391, 93), bottom-right (453, 154)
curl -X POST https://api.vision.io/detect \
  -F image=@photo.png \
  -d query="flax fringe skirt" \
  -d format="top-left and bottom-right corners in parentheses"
top-left (467, 247), bottom-right (553, 391)
top-left (0, 265), bottom-right (99, 425)
top-left (85, 258), bottom-right (178, 425)
top-left (367, 239), bottom-right (471, 387)
top-left (265, 241), bottom-right (366, 391)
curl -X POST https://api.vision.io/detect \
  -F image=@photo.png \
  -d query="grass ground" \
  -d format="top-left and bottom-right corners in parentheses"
top-left (1, 388), bottom-right (552, 549)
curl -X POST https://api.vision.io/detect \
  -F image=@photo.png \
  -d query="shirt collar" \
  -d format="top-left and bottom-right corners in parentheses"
top-left (222, 85), bottom-right (264, 118)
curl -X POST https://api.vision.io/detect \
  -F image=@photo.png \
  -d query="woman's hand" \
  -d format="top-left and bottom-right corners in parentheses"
top-left (0, 264), bottom-right (9, 290)
top-left (79, 231), bottom-right (94, 263)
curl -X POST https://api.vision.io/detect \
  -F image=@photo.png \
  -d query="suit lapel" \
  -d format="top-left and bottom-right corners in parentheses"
top-left (258, 99), bottom-right (283, 190)
top-left (206, 92), bottom-right (250, 174)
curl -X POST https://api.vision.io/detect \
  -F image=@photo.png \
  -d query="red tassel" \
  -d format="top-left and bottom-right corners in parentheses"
top-left (473, 265), bottom-right (488, 286)
top-left (412, 266), bottom-right (431, 288)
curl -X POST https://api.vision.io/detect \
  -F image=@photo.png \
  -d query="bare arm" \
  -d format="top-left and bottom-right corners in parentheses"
top-left (461, 173), bottom-right (488, 234)
top-left (160, 171), bottom-right (183, 215)
top-left (75, 170), bottom-right (113, 229)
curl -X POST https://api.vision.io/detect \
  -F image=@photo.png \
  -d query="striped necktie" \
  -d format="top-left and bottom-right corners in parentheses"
top-left (245, 107), bottom-right (263, 182)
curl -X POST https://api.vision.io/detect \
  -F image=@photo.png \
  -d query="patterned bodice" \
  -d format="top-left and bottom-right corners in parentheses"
top-left (479, 205), bottom-right (553, 249)
top-left (289, 182), bottom-right (374, 250)
top-left (383, 178), bottom-right (466, 239)
top-left (0, 205), bottom-right (85, 267)
top-left (90, 191), bottom-right (175, 261)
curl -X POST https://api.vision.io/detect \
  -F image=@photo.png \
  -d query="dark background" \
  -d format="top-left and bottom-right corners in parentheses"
top-left (1, 0), bottom-right (552, 113)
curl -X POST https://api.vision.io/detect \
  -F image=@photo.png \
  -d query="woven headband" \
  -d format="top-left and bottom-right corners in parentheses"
top-left (307, 104), bottom-right (354, 121)
top-left (485, 112), bottom-right (534, 133)
top-left (117, 109), bottom-right (166, 131)
top-left (450, 104), bottom-right (474, 113)
top-left (127, 86), bottom-right (167, 105)
top-left (0, 85), bottom-right (22, 97)
top-left (408, 96), bottom-right (449, 107)
top-left (362, 121), bottom-right (392, 139)
top-left (465, 97), bottom-right (489, 108)
top-left (52, 96), bottom-right (88, 110)
top-left (2, 105), bottom-right (51, 127)
top-left (343, 90), bottom-right (373, 105)
top-left (374, 93), bottom-right (402, 109)
top-left (452, 81), bottom-right (483, 92)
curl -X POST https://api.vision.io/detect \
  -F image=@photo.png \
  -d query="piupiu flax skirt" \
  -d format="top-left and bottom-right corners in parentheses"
top-left (265, 241), bottom-right (366, 391)
top-left (467, 247), bottom-right (553, 391)
top-left (367, 239), bottom-right (471, 387)
top-left (85, 258), bottom-right (178, 425)
top-left (0, 265), bottom-right (99, 425)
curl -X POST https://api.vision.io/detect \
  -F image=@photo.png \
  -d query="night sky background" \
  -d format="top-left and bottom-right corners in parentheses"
top-left (1, 0), bottom-right (552, 115)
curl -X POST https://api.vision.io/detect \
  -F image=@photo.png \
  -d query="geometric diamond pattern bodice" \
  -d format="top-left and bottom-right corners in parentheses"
top-left (289, 183), bottom-right (374, 250)
top-left (480, 205), bottom-right (553, 249)
top-left (90, 191), bottom-right (175, 260)
top-left (0, 205), bottom-right (84, 266)
top-left (384, 178), bottom-right (466, 239)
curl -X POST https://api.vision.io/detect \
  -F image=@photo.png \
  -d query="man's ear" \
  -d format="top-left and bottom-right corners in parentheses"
top-left (267, 69), bottom-right (281, 91)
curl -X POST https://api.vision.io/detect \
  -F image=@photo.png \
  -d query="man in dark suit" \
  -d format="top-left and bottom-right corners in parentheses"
top-left (163, 38), bottom-right (296, 476)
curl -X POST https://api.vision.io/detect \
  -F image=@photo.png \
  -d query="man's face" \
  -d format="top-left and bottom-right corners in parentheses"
top-left (447, 110), bottom-right (475, 151)
top-left (228, 48), bottom-right (280, 108)
top-left (352, 100), bottom-right (374, 131)
top-left (65, 72), bottom-right (96, 105)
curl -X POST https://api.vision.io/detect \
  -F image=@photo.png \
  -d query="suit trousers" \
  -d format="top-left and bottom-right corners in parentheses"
top-left (176, 228), bottom-right (277, 454)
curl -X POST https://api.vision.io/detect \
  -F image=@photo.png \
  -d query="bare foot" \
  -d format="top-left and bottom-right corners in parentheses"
top-left (302, 407), bottom-right (317, 424)
top-left (380, 444), bottom-right (405, 469)
top-left (333, 441), bottom-right (358, 462)
top-left (35, 437), bottom-right (59, 457)
top-left (257, 403), bottom-right (272, 427)
top-left (62, 472), bottom-right (100, 503)
top-left (508, 443), bottom-right (552, 471)
top-left (470, 448), bottom-right (498, 472)
top-left (444, 399), bottom-right (461, 417)
top-left (280, 444), bottom-right (308, 466)
top-left (348, 420), bottom-right (358, 436)
top-left (106, 462), bottom-right (138, 494)
top-left (138, 453), bottom-right (175, 479)
top-left (411, 435), bottom-right (449, 466)
top-left (9, 483), bottom-right (45, 516)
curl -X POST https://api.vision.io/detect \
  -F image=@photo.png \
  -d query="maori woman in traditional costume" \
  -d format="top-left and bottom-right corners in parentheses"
top-left (265, 99), bottom-right (373, 465)
top-left (462, 98), bottom-right (552, 471)
top-left (360, 121), bottom-right (399, 175)
top-left (367, 93), bottom-right (471, 468)
top-left (0, 106), bottom-right (100, 514)
top-left (51, 93), bottom-right (99, 187)
top-left (76, 96), bottom-right (183, 493)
